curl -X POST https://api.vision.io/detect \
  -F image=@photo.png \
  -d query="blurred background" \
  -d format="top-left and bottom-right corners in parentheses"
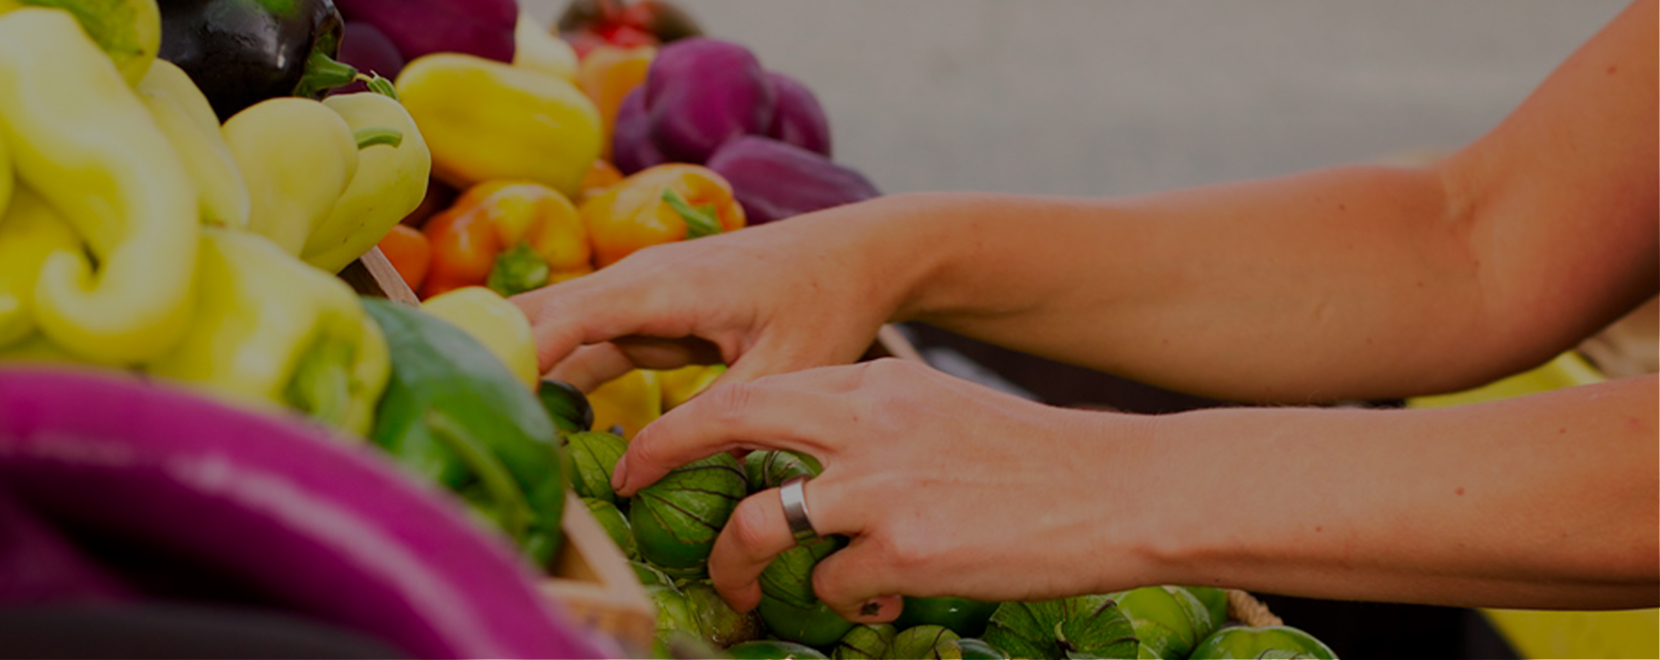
top-left (528, 2), bottom-right (1635, 658)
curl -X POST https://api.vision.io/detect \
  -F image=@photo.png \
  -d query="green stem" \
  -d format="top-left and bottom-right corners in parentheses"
top-left (425, 411), bottom-right (533, 541)
top-left (487, 242), bottom-right (552, 297)
top-left (285, 340), bottom-right (355, 427)
top-left (354, 127), bottom-right (404, 150)
top-left (661, 188), bottom-right (724, 238)
top-left (294, 50), bottom-right (360, 99)
top-left (359, 73), bottom-right (400, 101)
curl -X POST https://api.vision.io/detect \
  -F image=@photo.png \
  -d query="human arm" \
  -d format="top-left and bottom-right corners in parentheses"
top-left (611, 360), bottom-right (1657, 616)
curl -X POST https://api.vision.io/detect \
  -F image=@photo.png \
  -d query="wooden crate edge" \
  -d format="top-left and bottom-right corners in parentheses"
top-left (545, 492), bottom-right (656, 651)
top-left (1225, 588), bottom-right (1283, 627)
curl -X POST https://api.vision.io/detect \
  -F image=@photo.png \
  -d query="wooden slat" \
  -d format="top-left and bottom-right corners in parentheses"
top-left (340, 247), bottom-right (419, 305)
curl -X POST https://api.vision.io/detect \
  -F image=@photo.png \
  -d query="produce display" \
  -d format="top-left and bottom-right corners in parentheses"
top-left (0, 0), bottom-right (1344, 657)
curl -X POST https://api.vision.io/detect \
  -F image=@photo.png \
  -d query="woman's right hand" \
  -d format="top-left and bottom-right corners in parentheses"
top-left (512, 196), bottom-right (923, 390)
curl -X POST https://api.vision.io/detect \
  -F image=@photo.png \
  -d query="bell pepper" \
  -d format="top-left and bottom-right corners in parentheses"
top-left (376, 224), bottom-right (432, 292)
top-left (146, 228), bottom-right (390, 437)
top-left (581, 163), bottom-right (744, 268)
top-left (0, 8), bottom-right (199, 365)
top-left (658, 363), bottom-right (724, 411)
top-left (135, 59), bottom-right (251, 228)
top-left (587, 368), bottom-right (661, 441)
top-left (575, 44), bottom-right (655, 160)
top-left (301, 91), bottom-right (433, 274)
top-left (557, 0), bottom-right (704, 55)
top-left (0, 186), bottom-right (83, 349)
top-left (224, 97), bottom-right (362, 256)
top-left (641, 38), bottom-right (773, 163)
top-left (0, 0), bottom-right (160, 87)
top-left (396, 53), bottom-right (603, 198)
top-left (421, 181), bottom-right (592, 299)
top-left (420, 286), bottom-right (541, 391)
top-left (362, 297), bottom-right (566, 566)
top-left (578, 159), bottom-right (624, 204)
top-left (707, 135), bottom-right (880, 226)
top-left (513, 12), bottom-right (578, 81)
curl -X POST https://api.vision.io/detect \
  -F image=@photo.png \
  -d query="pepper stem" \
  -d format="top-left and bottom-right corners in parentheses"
top-left (354, 127), bottom-right (404, 150)
top-left (487, 242), bottom-right (553, 297)
top-left (285, 340), bottom-right (355, 428)
top-left (294, 50), bottom-right (361, 99)
top-left (425, 411), bottom-right (533, 541)
top-left (359, 73), bottom-right (400, 100)
top-left (661, 188), bottom-right (724, 238)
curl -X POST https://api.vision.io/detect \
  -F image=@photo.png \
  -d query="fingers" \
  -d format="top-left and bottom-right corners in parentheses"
top-left (612, 380), bottom-right (854, 496)
top-left (548, 338), bottom-right (724, 392)
top-left (705, 479), bottom-right (863, 612)
top-left (809, 538), bottom-right (907, 621)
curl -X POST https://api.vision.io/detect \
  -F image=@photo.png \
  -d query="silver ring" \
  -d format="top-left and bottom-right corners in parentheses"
top-left (778, 476), bottom-right (819, 544)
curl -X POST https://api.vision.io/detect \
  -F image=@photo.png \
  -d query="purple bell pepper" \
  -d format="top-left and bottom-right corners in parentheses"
top-left (612, 88), bottom-right (669, 174)
top-left (765, 71), bottom-right (831, 157)
top-left (333, 0), bottom-right (518, 63)
top-left (643, 37), bottom-right (775, 163)
top-left (706, 136), bottom-right (880, 225)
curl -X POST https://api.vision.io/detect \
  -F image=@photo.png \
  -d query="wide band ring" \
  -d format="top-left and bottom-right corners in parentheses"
top-left (778, 476), bottom-right (819, 545)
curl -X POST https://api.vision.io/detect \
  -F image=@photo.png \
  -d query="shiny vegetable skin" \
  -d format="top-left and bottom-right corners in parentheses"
top-left (334, 0), bottom-right (516, 63)
top-left (610, 88), bottom-right (667, 175)
top-left (157, 0), bottom-right (351, 120)
top-left (643, 37), bottom-right (773, 163)
top-left (764, 71), bottom-right (830, 157)
top-left (707, 135), bottom-right (880, 226)
top-left (0, 368), bottom-right (609, 658)
top-left (363, 298), bottom-right (566, 566)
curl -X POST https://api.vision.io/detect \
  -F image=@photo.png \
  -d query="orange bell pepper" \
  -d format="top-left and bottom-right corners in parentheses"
top-left (577, 159), bottom-right (624, 205)
top-left (581, 163), bottom-right (744, 268)
top-left (576, 44), bottom-right (655, 160)
top-left (376, 224), bottom-right (432, 292)
top-left (420, 181), bottom-right (592, 299)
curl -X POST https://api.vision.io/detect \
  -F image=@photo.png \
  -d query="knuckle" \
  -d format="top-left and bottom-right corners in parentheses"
top-left (705, 382), bottom-right (757, 424)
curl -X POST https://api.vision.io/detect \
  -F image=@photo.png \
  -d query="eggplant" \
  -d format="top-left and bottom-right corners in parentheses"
top-left (330, 20), bottom-right (405, 95)
top-left (333, 0), bottom-right (517, 63)
top-left (611, 87), bottom-right (668, 175)
top-left (0, 491), bottom-right (135, 604)
top-left (706, 135), bottom-right (881, 225)
top-left (0, 367), bottom-right (613, 659)
top-left (158, 0), bottom-right (358, 120)
top-left (765, 71), bottom-right (832, 157)
top-left (643, 37), bottom-right (774, 163)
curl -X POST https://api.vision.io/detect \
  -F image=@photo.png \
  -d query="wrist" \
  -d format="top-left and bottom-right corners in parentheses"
top-left (803, 192), bottom-right (962, 326)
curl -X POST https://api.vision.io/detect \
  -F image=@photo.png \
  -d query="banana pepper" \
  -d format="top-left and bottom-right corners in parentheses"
top-left (0, 186), bottom-right (83, 348)
top-left (420, 286), bottom-right (540, 391)
top-left (0, 8), bottom-right (199, 365)
top-left (224, 97), bottom-right (363, 256)
top-left (396, 53), bottom-right (602, 198)
top-left (146, 228), bottom-right (390, 437)
top-left (581, 163), bottom-right (745, 267)
top-left (420, 181), bottom-right (592, 299)
top-left (300, 92), bottom-right (432, 274)
top-left (135, 59), bottom-right (251, 228)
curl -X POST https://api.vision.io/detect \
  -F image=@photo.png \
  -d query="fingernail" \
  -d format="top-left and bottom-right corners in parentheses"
top-left (859, 599), bottom-right (882, 618)
top-left (611, 455), bottom-right (629, 494)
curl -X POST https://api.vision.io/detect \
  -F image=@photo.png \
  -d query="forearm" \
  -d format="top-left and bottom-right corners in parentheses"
top-left (1101, 375), bottom-right (1658, 609)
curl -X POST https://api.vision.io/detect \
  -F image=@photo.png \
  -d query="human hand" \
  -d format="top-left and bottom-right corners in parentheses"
top-left (511, 200), bottom-right (910, 390)
top-left (611, 358), bottom-right (1160, 622)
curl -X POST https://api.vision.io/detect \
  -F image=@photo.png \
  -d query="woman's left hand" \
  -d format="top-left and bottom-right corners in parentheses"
top-left (611, 358), bottom-right (1163, 622)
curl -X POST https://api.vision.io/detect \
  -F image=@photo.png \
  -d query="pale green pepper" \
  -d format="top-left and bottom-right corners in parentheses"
top-left (0, 8), bottom-right (198, 365)
top-left (146, 228), bottom-right (390, 436)
top-left (136, 59), bottom-right (250, 228)
top-left (224, 97), bottom-right (361, 256)
top-left (0, 186), bottom-right (84, 348)
top-left (301, 91), bottom-right (431, 274)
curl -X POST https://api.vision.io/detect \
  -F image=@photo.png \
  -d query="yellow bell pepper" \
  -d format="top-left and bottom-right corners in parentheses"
top-left (420, 181), bottom-right (592, 299)
top-left (0, 0), bottom-right (160, 87)
top-left (396, 53), bottom-right (603, 198)
top-left (224, 97), bottom-right (362, 256)
top-left (658, 364), bottom-right (726, 411)
top-left (0, 186), bottom-right (83, 348)
top-left (0, 8), bottom-right (198, 365)
top-left (146, 228), bottom-right (390, 437)
top-left (0, 126), bottom-right (11, 216)
top-left (588, 368), bottom-right (661, 441)
top-left (135, 59), bottom-right (250, 228)
top-left (301, 92), bottom-right (432, 274)
top-left (419, 286), bottom-right (540, 391)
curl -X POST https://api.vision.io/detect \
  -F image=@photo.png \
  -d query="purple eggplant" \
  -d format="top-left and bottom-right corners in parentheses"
top-left (0, 368), bottom-right (614, 659)
top-left (764, 72), bottom-right (831, 158)
top-left (0, 492), bottom-right (135, 604)
top-left (333, 0), bottom-right (517, 63)
top-left (644, 38), bottom-right (775, 163)
top-left (612, 88), bottom-right (669, 175)
top-left (331, 21), bottom-right (406, 96)
top-left (706, 136), bottom-right (881, 225)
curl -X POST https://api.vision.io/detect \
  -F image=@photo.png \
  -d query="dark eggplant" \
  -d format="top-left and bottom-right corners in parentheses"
top-left (0, 491), bottom-right (134, 605)
top-left (329, 20), bottom-right (404, 95)
top-left (0, 367), bottom-right (613, 659)
top-left (707, 135), bottom-right (881, 225)
top-left (158, 0), bottom-right (359, 120)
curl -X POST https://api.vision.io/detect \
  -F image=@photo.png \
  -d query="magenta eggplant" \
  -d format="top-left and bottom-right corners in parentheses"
top-left (334, 21), bottom-right (406, 93)
top-left (644, 37), bottom-right (775, 163)
top-left (0, 368), bottom-right (611, 659)
top-left (612, 88), bottom-right (670, 174)
top-left (707, 136), bottom-right (880, 225)
top-left (764, 72), bottom-right (831, 158)
top-left (0, 492), bottom-right (135, 604)
top-left (333, 0), bottom-right (517, 63)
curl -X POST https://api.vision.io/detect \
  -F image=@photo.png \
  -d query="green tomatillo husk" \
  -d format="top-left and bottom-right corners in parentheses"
top-left (831, 624), bottom-right (897, 660)
top-left (725, 640), bottom-right (829, 660)
top-left (892, 625), bottom-right (964, 660)
top-left (629, 452), bottom-right (746, 576)
top-left (582, 497), bottom-right (638, 561)
top-left (563, 430), bottom-right (627, 504)
top-left (983, 595), bottom-right (1129, 660)
top-left (681, 580), bottom-right (763, 647)
top-left (743, 449), bottom-right (823, 493)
